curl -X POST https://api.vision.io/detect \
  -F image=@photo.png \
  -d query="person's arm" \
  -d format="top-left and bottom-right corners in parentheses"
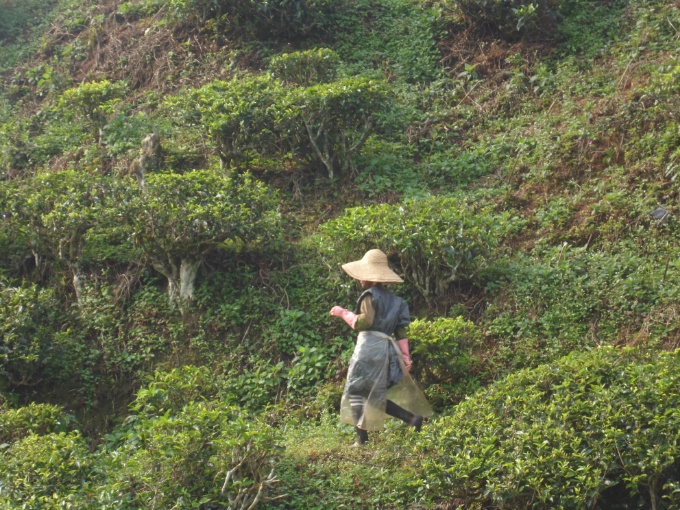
top-left (395, 301), bottom-right (412, 372)
top-left (396, 335), bottom-right (412, 372)
top-left (330, 295), bottom-right (374, 331)
top-left (354, 295), bottom-right (374, 331)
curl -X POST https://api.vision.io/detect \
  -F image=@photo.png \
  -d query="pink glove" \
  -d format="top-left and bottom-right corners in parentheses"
top-left (330, 306), bottom-right (358, 329)
top-left (397, 338), bottom-right (412, 372)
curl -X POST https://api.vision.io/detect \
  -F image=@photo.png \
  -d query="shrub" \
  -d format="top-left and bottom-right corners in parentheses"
top-left (442, 0), bottom-right (560, 39)
top-left (129, 365), bottom-right (224, 417)
top-left (105, 368), bottom-right (284, 508)
top-left (176, 73), bottom-right (391, 179)
top-left (287, 75), bottom-right (392, 179)
top-left (287, 345), bottom-right (337, 395)
top-left (168, 0), bottom-right (335, 40)
top-left (120, 170), bottom-right (283, 304)
top-left (223, 358), bottom-right (285, 410)
top-left (269, 48), bottom-right (340, 86)
top-left (421, 347), bottom-right (680, 509)
top-left (0, 432), bottom-right (95, 508)
top-left (0, 403), bottom-right (73, 443)
top-left (0, 283), bottom-right (61, 387)
top-left (176, 75), bottom-right (288, 170)
top-left (319, 195), bottom-right (508, 300)
top-left (58, 80), bottom-right (127, 143)
top-left (409, 317), bottom-right (483, 408)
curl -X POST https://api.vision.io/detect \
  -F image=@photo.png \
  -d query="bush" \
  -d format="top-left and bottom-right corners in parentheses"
top-left (442, 0), bottom-right (560, 39)
top-left (58, 80), bottom-right (127, 142)
top-left (409, 317), bottom-right (483, 409)
top-left (0, 283), bottom-right (62, 387)
top-left (0, 432), bottom-right (95, 508)
top-left (176, 75), bottom-right (288, 170)
top-left (269, 48), bottom-right (340, 86)
top-left (105, 368), bottom-right (284, 508)
top-left (0, 403), bottom-right (73, 443)
top-left (129, 365), bottom-right (224, 417)
top-left (421, 347), bottom-right (680, 509)
top-left (121, 170), bottom-right (283, 303)
top-left (176, 72), bottom-right (391, 179)
top-left (168, 0), bottom-right (335, 40)
top-left (319, 195), bottom-right (508, 300)
top-left (286, 75), bottom-right (393, 179)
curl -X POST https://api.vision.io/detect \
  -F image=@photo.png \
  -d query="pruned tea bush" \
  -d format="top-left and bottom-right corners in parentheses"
top-left (442, 0), bottom-right (560, 39)
top-left (409, 317), bottom-right (483, 409)
top-left (422, 347), bottom-right (680, 509)
top-left (168, 0), bottom-right (336, 41)
top-left (319, 195), bottom-right (508, 300)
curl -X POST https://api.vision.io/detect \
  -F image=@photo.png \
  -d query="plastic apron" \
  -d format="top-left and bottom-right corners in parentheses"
top-left (340, 330), bottom-right (433, 431)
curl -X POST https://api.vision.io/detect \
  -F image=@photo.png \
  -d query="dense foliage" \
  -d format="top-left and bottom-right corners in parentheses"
top-left (0, 0), bottom-right (678, 507)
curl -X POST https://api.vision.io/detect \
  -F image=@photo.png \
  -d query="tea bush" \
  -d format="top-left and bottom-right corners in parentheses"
top-left (0, 402), bottom-right (73, 443)
top-left (120, 170), bottom-right (283, 303)
top-left (441, 0), bottom-right (560, 39)
top-left (176, 75), bottom-right (288, 170)
top-left (0, 431), bottom-right (95, 508)
top-left (0, 283), bottom-right (62, 387)
top-left (178, 72), bottom-right (392, 179)
top-left (58, 80), bottom-right (127, 142)
top-left (129, 365), bottom-right (223, 417)
top-left (409, 317), bottom-right (483, 409)
top-left (103, 367), bottom-right (284, 508)
top-left (167, 0), bottom-right (335, 40)
top-left (319, 195), bottom-right (509, 300)
top-left (421, 347), bottom-right (680, 509)
top-left (269, 48), bottom-right (340, 86)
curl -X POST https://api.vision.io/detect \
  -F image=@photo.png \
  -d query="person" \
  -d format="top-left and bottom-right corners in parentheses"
top-left (330, 249), bottom-right (432, 446)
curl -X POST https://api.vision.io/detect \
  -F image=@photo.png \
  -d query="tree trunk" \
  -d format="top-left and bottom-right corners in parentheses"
top-left (153, 257), bottom-right (201, 307)
top-left (72, 266), bottom-right (84, 307)
top-left (179, 258), bottom-right (201, 302)
top-left (152, 258), bottom-right (180, 305)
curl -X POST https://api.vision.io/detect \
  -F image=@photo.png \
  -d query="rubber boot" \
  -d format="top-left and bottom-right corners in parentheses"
top-left (351, 405), bottom-right (368, 445)
top-left (385, 400), bottom-right (423, 432)
top-left (354, 426), bottom-right (369, 445)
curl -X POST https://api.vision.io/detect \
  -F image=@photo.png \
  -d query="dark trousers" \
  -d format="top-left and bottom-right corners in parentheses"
top-left (351, 397), bottom-right (417, 444)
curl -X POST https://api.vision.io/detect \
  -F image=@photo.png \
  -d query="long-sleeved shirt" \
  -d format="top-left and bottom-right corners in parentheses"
top-left (355, 293), bottom-right (408, 340)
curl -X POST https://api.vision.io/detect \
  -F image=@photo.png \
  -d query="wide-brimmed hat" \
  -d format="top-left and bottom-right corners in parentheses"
top-left (341, 249), bottom-right (403, 283)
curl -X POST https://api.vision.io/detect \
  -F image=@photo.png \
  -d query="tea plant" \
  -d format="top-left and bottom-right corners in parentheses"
top-left (119, 170), bottom-right (283, 304)
top-left (421, 347), bottom-right (680, 509)
top-left (320, 195), bottom-right (509, 300)
top-left (409, 317), bottom-right (483, 408)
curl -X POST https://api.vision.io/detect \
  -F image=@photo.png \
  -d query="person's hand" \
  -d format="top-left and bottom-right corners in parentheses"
top-left (330, 306), bottom-right (358, 329)
top-left (330, 306), bottom-right (347, 317)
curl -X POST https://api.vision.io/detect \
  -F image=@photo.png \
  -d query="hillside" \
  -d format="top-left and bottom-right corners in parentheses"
top-left (0, 0), bottom-right (679, 508)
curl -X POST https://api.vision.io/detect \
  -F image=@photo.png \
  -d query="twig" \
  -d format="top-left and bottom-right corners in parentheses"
top-left (244, 469), bottom-right (278, 510)
top-left (618, 60), bottom-right (634, 89)
top-left (221, 456), bottom-right (248, 495)
top-left (555, 242), bottom-right (568, 265)
top-left (239, 321), bottom-right (252, 345)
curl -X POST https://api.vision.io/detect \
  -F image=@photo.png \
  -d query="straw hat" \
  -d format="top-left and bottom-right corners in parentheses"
top-left (341, 249), bottom-right (403, 283)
